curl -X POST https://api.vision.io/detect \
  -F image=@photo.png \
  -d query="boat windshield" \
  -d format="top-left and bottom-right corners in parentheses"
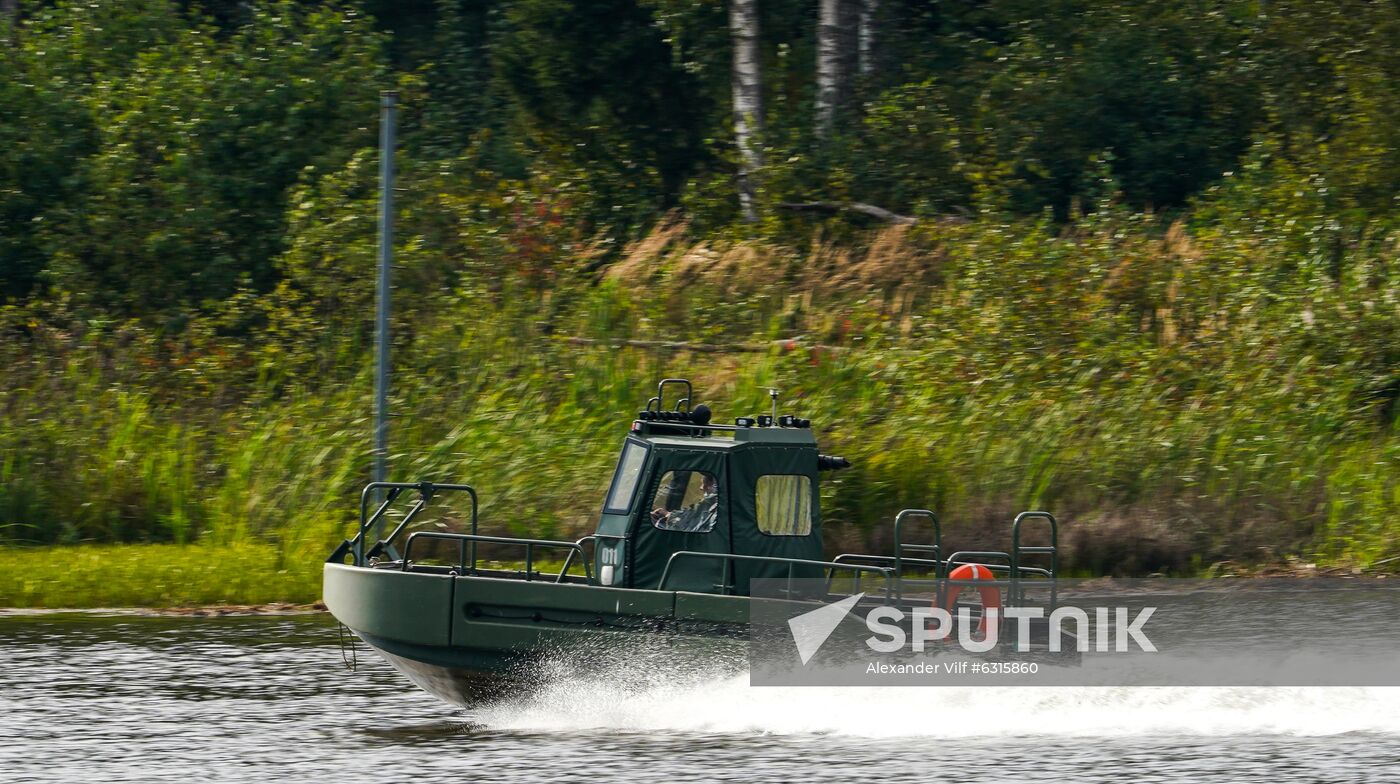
top-left (603, 440), bottom-right (649, 514)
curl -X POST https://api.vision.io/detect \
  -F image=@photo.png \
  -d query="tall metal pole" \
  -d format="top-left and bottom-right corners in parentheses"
top-left (374, 91), bottom-right (397, 514)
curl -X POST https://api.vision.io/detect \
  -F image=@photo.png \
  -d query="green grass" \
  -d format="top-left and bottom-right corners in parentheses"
top-left (0, 544), bottom-right (325, 608)
top-left (0, 542), bottom-right (584, 608)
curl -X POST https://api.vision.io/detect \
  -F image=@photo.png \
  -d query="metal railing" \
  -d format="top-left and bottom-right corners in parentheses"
top-left (330, 480), bottom-right (596, 583)
top-left (560, 535), bottom-right (597, 582)
top-left (330, 481), bottom-right (478, 567)
top-left (401, 531), bottom-right (592, 583)
top-left (870, 507), bottom-right (1061, 608)
top-left (830, 553), bottom-right (939, 594)
top-left (1011, 511), bottom-right (1058, 605)
top-left (893, 509), bottom-right (940, 597)
top-left (657, 551), bottom-right (895, 601)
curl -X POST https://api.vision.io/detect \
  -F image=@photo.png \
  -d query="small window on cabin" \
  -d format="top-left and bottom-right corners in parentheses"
top-left (756, 475), bottom-right (812, 536)
top-left (603, 441), bottom-right (649, 514)
top-left (650, 470), bottom-right (720, 533)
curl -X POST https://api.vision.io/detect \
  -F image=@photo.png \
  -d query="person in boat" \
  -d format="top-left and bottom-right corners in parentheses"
top-left (651, 473), bottom-right (719, 533)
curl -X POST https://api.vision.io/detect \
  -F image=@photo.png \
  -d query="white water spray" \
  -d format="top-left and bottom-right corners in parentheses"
top-left (472, 645), bottom-right (1400, 738)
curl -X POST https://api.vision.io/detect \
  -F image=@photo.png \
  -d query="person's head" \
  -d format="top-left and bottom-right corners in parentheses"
top-left (702, 474), bottom-right (717, 494)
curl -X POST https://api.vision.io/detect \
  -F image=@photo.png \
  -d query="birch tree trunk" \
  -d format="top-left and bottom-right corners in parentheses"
top-left (730, 0), bottom-right (763, 222)
top-left (817, 0), bottom-right (859, 139)
top-left (858, 0), bottom-right (878, 77)
top-left (815, 0), bottom-right (842, 139)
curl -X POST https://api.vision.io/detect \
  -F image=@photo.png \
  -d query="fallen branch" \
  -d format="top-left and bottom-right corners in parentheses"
top-left (778, 200), bottom-right (972, 226)
top-left (777, 200), bottom-right (918, 224)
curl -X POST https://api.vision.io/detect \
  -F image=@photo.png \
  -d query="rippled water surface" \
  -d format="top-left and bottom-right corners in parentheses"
top-left (3, 614), bottom-right (1398, 783)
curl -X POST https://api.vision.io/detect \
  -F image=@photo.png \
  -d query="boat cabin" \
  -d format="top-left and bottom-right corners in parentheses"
top-left (331, 377), bottom-right (1056, 606)
top-left (591, 379), bottom-right (849, 595)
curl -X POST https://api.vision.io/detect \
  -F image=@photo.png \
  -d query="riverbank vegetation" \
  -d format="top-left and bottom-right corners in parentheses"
top-left (0, 544), bottom-right (322, 607)
top-left (2, 1), bottom-right (1398, 605)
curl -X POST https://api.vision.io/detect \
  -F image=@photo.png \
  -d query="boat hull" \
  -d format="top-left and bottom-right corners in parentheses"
top-left (324, 563), bottom-right (1079, 705)
top-left (324, 562), bottom-right (749, 703)
top-left (356, 633), bottom-right (525, 705)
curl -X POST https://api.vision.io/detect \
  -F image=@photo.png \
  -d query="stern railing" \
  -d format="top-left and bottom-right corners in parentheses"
top-left (1010, 511), bottom-right (1058, 606)
top-left (892, 508), bottom-right (941, 600)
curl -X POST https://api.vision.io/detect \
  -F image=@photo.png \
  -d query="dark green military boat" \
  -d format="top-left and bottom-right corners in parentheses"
top-left (324, 378), bottom-right (1067, 704)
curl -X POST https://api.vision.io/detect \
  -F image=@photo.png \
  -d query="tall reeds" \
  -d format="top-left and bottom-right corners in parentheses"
top-left (2, 207), bottom-right (1396, 574)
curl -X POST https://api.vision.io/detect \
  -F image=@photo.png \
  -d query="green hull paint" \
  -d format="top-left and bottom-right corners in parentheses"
top-left (325, 562), bottom-right (755, 704)
top-left (358, 633), bottom-right (529, 705)
top-left (324, 563), bottom-right (455, 647)
top-left (674, 591), bottom-right (750, 624)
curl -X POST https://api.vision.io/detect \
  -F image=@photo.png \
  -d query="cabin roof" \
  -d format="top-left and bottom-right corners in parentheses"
top-left (638, 426), bottom-right (818, 450)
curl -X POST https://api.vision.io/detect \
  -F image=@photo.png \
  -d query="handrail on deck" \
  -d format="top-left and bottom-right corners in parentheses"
top-left (657, 551), bottom-right (895, 601)
top-left (831, 553), bottom-right (940, 568)
top-left (401, 531), bottom-right (591, 583)
top-left (893, 509), bottom-right (940, 593)
top-left (1011, 511), bottom-right (1058, 605)
top-left (941, 560), bottom-right (1053, 578)
top-left (560, 535), bottom-right (597, 583)
top-left (330, 481), bottom-right (480, 567)
top-left (830, 553), bottom-right (939, 594)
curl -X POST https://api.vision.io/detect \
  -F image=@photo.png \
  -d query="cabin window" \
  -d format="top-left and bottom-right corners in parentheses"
top-left (650, 470), bottom-right (720, 533)
top-left (755, 475), bottom-right (812, 536)
top-left (603, 440), bottom-right (649, 514)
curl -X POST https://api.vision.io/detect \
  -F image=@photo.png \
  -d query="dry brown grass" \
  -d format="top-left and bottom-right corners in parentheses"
top-left (608, 218), bottom-right (944, 312)
top-left (823, 224), bottom-right (944, 294)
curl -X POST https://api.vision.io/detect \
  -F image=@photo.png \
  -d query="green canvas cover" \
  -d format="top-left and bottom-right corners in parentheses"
top-left (727, 444), bottom-right (823, 593)
top-left (628, 446), bottom-right (731, 592)
top-left (622, 438), bottom-right (824, 596)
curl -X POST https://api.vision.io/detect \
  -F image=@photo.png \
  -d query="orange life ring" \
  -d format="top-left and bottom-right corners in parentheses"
top-left (942, 563), bottom-right (1001, 640)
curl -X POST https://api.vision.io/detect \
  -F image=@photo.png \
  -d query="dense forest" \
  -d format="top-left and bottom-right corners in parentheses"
top-left (1, 1), bottom-right (1397, 579)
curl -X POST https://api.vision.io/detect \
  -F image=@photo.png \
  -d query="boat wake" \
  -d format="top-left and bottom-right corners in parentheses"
top-left (470, 643), bottom-right (1400, 738)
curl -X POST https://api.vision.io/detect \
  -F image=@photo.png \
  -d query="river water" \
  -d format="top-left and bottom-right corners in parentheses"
top-left (3, 613), bottom-right (1398, 783)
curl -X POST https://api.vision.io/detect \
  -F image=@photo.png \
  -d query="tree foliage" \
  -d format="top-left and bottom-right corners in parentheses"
top-left (4, 0), bottom-right (1400, 312)
top-left (1, 1), bottom-right (1399, 567)
top-left (1, 1), bottom-right (383, 312)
